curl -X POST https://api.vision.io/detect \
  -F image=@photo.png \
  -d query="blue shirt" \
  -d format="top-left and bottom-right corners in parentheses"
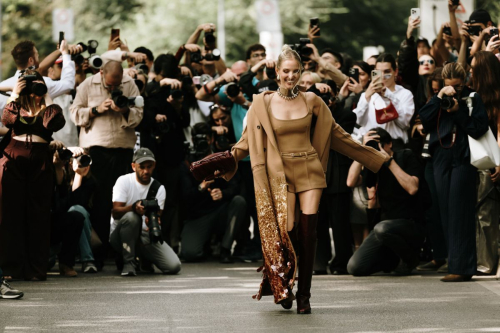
top-left (218, 85), bottom-right (250, 161)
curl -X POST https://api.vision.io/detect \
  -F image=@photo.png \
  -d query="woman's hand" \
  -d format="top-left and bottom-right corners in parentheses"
top-left (59, 40), bottom-right (69, 55)
top-left (160, 78), bottom-right (181, 89)
top-left (13, 77), bottom-right (26, 96)
top-left (212, 126), bottom-right (228, 135)
top-left (365, 79), bottom-right (383, 102)
top-left (155, 114), bottom-right (167, 123)
top-left (49, 140), bottom-right (65, 151)
top-left (459, 23), bottom-right (470, 43)
top-left (315, 83), bottom-right (332, 94)
top-left (67, 146), bottom-right (85, 157)
top-left (491, 166), bottom-right (500, 183)
top-left (362, 130), bottom-right (380, 145)
top-left (338, 79), bottom-right (350, 99)
top-left (438, 86), bottom-right (456, 98)
top-left (486, 35), bottom-right (500, 52)
top-left (348, 77), bottom-right (363, 94)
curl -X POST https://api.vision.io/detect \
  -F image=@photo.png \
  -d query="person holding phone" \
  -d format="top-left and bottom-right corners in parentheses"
top-left (419, 62), bottom-right (489, 282)
top-left (353, 53), bottom-right (415, 149)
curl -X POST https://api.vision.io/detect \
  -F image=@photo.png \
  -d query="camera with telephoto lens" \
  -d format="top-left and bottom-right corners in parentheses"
top-left (141, 199), bottom-right (163, 244)
top-left (57, 149), bottom-right (93, 167)
top-left (191, 49), bottom-right (221, 63)
top-left (204, 29), bottom-right (217, 50)
top-left (225, 82), bottom-right (240, 98)
top-left (440, 95), bottom-right (457, 110)
top-left (186, 134), bottom-right (211, 162)
top-left (71, 42), bottom-right (88, 66)
top-left (57, 148), bottom-right (74, 161)
top-left (266, 67), bottom-right (276, 80)
top-left (291, 38), bottom-right (313, 58)
top-left (111, 90), bottom-right (145, 108)
top-left (134, 62), bottom-right (149, 73)
top-left (20, 74), bottom-right (47, 96)
top-left (87, 40), bottom-right (103, 70)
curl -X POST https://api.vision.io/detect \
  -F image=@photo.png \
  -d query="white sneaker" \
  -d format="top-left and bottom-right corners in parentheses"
top-left (0, 279), bottom-right (24, 299)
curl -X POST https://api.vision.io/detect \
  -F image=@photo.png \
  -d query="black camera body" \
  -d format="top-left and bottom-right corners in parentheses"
top-left (225, 82), bottom-right (240, 98)
top-left (20, 74), bottom-right (47, 96)
top-left (204, 30), bottom-right (217, 50)
top-left (142, 199), bottom-right (162, 244)
top-left (191, 49), bottom-right (221, 63)
top-left (215, 134), bottom-right (230, 151)
top-left (111, 90), bottom-right (144, 108)
top-left (266, 67), bottom-right (276, 80)
top-left (291, 38), bottom-right (313, 58)
top-left (185, 134), bottom-right (211, 162)
top-left (57, 148), bottom-right (92, 167)
top-left (440, 95), bottom-right (456, 110)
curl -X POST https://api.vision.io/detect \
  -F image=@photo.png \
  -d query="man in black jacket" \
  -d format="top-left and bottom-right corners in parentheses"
top-left (180, 123), bottom-right (246, 263)
top-left (143, 54), bottom-right (190, 252)
top-left (312, 82), bottom-right (358, 275)
top-left (347, 128), bottom-right (427, 276)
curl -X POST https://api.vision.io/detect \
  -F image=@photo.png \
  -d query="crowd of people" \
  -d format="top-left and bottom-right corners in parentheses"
top-left (0, 0), bottom-right (499, 304)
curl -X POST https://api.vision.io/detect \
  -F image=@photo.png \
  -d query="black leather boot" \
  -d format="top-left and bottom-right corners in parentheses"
top-left (296, 212), bottom-right (318, 314)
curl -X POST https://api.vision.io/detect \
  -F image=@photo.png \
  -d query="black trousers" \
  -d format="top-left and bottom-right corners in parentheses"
top-left (315, 192), bottom-right (352, 272)
top-left (347, 219), bottom-right (424, 276)
top-left (424, 160), bottom-right (447, 261)
top-left (236, 161), bottom-right (260, 250)
top-left (89, 147), bottom-right (133, 261)
top-left (180, 196), bottom-right (247, 261)
top-left (51, 211), bottom-right (85, 267)
top-left (155, 161), bottom-right (181, 249)
top-left (433, 147), bottom-right (477, 275)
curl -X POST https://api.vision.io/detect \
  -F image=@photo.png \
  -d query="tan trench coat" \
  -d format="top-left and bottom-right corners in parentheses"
top-left (226, 91), bottom-right (387, 303)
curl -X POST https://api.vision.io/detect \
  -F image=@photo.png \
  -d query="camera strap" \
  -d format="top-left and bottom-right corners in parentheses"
top-left (146, 179), bottom-right (162, 201)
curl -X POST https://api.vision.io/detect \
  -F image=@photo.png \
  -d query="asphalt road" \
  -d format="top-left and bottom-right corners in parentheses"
top-left (1, 260), bottom-right (500, 333)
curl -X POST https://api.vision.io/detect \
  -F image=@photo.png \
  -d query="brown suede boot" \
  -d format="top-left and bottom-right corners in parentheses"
top-left (296, 212), bottom-right (318, 314)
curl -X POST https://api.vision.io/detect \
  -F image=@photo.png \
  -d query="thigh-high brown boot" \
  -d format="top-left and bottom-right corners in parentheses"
top-left (296, 212), bottom-right (318, 314)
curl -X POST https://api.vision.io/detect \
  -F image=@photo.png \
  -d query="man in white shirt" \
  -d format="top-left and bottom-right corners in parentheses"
top-left (110, 148), bottom-right (181, 276)
top-left (353, 53), bottom-right (414, 147)
top-left (0, 40), bottom-right (76, 113)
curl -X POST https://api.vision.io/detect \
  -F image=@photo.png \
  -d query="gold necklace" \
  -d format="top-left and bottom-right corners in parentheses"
top-left (277, 86), bottom-right (299, 101)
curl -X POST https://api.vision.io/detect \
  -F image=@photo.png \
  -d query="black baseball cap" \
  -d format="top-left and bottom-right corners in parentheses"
top-left (133, 148), bottom-right (156, 164)
top-left (320, 48), bottom-right (344, 68)
top-left (469, 9), bottom-right (492, 26)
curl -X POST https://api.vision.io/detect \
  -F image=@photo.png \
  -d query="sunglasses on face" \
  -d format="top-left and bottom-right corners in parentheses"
top-left (419, 59), bottom-right (435, 65)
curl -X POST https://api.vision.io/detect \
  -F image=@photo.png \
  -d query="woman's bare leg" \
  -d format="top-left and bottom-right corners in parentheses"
top-left (298, 189), bottom-right (323, 214)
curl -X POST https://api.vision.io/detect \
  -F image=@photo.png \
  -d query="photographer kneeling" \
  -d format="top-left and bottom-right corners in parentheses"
top-left (180, 123), bottom-right (246, 263)
top-left (346, 128), bottom-right (427, 276)
top-left (111, 148), bottom-right (181, 276)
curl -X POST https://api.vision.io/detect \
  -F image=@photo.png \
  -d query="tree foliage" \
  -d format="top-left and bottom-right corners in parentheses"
top-left (1, 0), bottom-right (499, 79)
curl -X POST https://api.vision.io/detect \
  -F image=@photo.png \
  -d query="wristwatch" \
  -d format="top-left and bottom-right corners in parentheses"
top-left (383, 156), bottom-right (394, 168)
top-left (92, 107), bottom-right (99, 116)
top-left (198, 184), bottom-right (205, 192)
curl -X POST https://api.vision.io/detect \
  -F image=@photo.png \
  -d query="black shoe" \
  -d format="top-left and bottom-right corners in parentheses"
top-left (392, 258), bottom-right (418, 276)
top-left (220, 248), bottom-right (234, 264)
